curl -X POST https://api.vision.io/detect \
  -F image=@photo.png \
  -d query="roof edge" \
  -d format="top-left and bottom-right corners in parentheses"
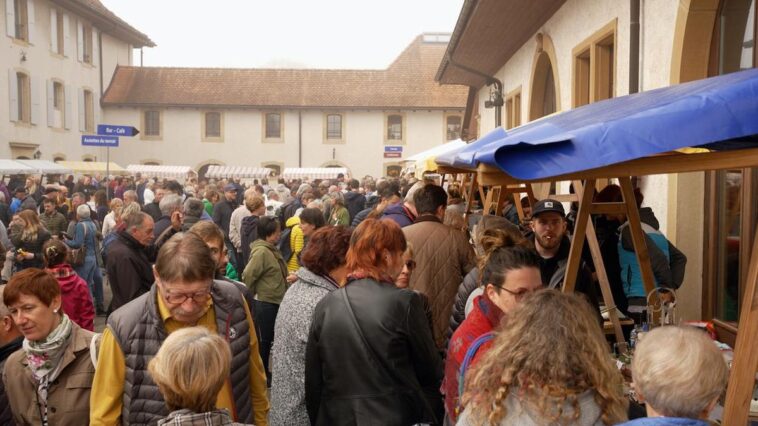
top-left (435, 0), bottom-right (478, 83)
top-left (100, 101), bottom-right (467, 111)
top-left (54, 0), bottom-right (155, 47)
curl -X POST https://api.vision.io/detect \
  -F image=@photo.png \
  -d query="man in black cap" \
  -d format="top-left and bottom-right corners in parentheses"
top-left (531, 199), bottom-right (600, 310)
top-left (213, 183), bottom-right (239, 270)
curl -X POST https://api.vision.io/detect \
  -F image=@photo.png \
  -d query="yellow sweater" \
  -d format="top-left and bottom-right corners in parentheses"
top-left (89, 291), bottom-right (270, 425)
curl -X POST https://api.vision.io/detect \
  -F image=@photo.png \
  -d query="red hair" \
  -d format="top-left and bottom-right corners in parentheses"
top-left (346, 219), bottom-right (407, 281)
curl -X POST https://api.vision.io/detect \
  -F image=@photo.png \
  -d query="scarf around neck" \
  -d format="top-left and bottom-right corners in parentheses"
top-left (23, 313), bottom-right (73, 408)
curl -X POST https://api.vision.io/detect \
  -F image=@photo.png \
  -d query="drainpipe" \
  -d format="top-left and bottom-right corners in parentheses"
top-left (446, 54), bottom-right (503, 127)
top-left (629, 0), bottom-right (641, 94)
top-left (298, 110), bottom-right (303, 167)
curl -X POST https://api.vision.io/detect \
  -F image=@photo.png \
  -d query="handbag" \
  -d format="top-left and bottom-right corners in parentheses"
top-left (68, 223), bottom-right (87, 267)
top-left (340, 287), bottom-right (440, 425)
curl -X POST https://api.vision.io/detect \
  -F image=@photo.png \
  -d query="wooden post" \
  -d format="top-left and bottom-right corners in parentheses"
top-left (563, 179), bottom-right (596, 293)
top-left (618, 177), bottom-right (656, 295)
top-left (722, 228), bottom-right (758, 425)
top-left (573, 180), bottom-right (626, 347)
top-left (464, 174), bottom-right (477, 215)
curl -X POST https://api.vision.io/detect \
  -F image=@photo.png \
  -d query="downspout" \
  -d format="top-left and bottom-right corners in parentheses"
top-left (98, 31), bottom-right (104, 94)
top-left (446, 54), bottom-right (503, 127)
top-left (298, 110), bottom-right (302, 167)
top-left (629, 0), bottom-right (641, 94)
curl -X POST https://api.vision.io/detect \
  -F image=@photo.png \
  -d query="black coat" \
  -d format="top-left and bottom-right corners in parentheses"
top-left (445, 267), bottom-right (480, 349)
top-left (239, 214), bottom-right (259, 267)
top-left (106, 231), bottom-right (153, 313)
top-left (344, 191), bottom-right (366, 223)
top-left (142, 201), bottom-right (162, 222)
top-left (212, 199), bottom-right (237, 239)
top-left (305, 278), bottom-right (443, 426)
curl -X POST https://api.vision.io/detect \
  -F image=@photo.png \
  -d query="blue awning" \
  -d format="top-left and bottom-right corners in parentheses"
top-left (437, 68), bottom-right (758, 180)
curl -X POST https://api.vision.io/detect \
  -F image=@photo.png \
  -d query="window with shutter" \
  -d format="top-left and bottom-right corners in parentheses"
top-left (82, 24), bottom-right (93, 64)
top-left (446, 115), bottom-right (462, 140)
top-left (53, 81), bottom-right (64, 127)
top-left (16, 72), bottom-right (31, 123)
top-left (56, 11), bottom-right (64, 54)
top-left (13, 0), bottom-right (28, 41)
top-left (83, 89), bottom-right (94, 132)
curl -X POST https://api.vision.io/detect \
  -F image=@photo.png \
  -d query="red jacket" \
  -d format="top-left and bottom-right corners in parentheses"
top-left (443, 293), bottom-right (504, 422)
top-left (46, 265), bottom-right (95, 331)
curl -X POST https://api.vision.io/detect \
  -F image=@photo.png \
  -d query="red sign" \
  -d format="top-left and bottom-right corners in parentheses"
top-left (384, 152), bottom-right (402, 158)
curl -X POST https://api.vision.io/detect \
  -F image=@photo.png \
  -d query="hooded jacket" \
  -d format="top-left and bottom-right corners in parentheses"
top-left (48, 264), bottom-right (95, 331)
top-left (105, 231), bottom-right (153, 313)
top-left (344, 190), bottom-right (366, 223)
top-left (239, 214), bottom-right (260, 267)
top-left (270, 268), bottom-right (340, 426)
top-left (241, 240), bottom-right (288, 304)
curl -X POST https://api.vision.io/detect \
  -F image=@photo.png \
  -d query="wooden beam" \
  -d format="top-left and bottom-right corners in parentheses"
top-left (574, 181), bottom-right (626, 348)
top-left (722, 227), bottom-right (758, 425)
top-left (464, 174), bottom-right (477, 216)
top-left (476, 148), bottom-right (758, 185)
top-left (619, 177), bottom-right (656, 296)
top-left (563, 179), bottom-right (596, 293)
top-left (493, 186), bottom-right (505, 216)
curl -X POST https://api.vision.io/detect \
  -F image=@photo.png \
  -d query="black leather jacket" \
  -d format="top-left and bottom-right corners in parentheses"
top-left (445, 267), bottom-right (480, 350)
top-left (305, 278), bottom-right (444, 425)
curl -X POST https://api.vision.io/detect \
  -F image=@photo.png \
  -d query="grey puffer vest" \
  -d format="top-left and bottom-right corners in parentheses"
top-left (107, 280), bottom-right (253, 425)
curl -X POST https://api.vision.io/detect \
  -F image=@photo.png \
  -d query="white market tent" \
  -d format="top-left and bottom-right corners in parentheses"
top-left (282, 167), bottom-right (347, 180)
top-left (126, 164), bottom-right (196, 180)
top-left (205, 165), bottom-right (272, 179)
top-left (404, 139), bottom-right (467, 178)
top-left (16, 160), bottom-right (72, 175)
top-left (0, 159), bottom-right (35, 174)
top-left (57, 161), bottom-right (129, 175)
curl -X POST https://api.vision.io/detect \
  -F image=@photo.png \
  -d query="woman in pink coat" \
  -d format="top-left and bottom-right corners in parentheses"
top-left (42, 239), bottom-right (95, 331)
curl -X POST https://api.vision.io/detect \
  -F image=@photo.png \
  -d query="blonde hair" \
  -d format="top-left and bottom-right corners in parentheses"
top-left (18, 210), bottom-right (42, 242)
top-left (462, 290), bottom-right (627, 425)
top-left (632, 326), bottom-right (728, 419)
top-left (148, 326), bottom-right (231, 412)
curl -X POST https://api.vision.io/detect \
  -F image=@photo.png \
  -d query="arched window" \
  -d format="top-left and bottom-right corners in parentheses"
top-left (529, 51), bottom-right (558, 120)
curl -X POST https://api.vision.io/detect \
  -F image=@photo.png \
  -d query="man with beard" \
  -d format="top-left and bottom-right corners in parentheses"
top-left (530, 199), bottom-right (600, 311)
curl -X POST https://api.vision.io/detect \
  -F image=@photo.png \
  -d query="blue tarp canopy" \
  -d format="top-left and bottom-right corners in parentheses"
top-left (436, 68), bottom-right (758, 180)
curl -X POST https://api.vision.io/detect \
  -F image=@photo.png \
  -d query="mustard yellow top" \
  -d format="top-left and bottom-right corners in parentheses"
top-left (285, 216), bottom-right (305, 273)
top-left (89, 291), bottom-right (270, 425)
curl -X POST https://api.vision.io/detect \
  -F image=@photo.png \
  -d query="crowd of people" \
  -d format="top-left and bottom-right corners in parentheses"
top-left (0, 171), bottom-right (730, 426)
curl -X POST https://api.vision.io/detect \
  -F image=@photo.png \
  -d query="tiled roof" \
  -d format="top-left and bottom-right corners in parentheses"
top-left (54, 0), bottom-right (154, 47)
top-left (102, 36), bottom-right (468, 109)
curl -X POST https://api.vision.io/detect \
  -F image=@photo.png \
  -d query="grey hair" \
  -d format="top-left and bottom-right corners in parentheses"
top-left (123, 190), bottom-right (137, 202)
top-left (183, 198), bottom-right (205, 218)
top-left (119, 202), bottom-right (142, 221)
top-left (159, 193), bottom-right (184, 216)
top-left (296, 183), bottom-right (312, 197)
top-left (124, 212), bottom-right (151, 232)
top-left (76, 204), bottom-right (91, 219)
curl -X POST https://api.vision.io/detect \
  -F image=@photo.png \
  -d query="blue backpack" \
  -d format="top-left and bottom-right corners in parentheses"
top-left (457, 332), bottom-right (495, 408)
top-left (277, 226), bottom-right (293, 262)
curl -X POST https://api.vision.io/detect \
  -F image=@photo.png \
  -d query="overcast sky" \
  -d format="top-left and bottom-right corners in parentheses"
top-left (100, 0), bottom-right (465, 69)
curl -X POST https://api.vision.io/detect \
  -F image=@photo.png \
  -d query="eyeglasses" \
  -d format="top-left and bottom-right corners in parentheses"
top-left (162, 286), bottom-right (212, 304)
top-left (496, 285), bottom-right (537, 301)
top-left (405, 260), bottom-right (416, 270)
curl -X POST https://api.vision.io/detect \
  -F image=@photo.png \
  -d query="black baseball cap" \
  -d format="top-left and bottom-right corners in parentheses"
top-left (531, 199), bottom-right (565, 217)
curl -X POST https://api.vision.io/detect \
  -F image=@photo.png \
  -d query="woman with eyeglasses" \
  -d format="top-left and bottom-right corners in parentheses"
top-left (442, 228), bottom-right (543, 424)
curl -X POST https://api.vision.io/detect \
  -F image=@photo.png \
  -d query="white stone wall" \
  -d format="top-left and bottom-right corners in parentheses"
top-left (471, 0), bottom-right (704, 320)
top-left (1, 0), bottom-right (133, 161)
top-left (102, 107), bottom-right (460, 178)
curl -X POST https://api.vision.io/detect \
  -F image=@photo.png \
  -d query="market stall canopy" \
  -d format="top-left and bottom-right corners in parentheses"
top-left (57, 161), bottom-right (128, 175)
top-left (205, 165), bottom-right (272, 179)
top-left (126, 164), bottom-right (196, 179)
top-left (282, 168), bottom-right (348, 180)
top-left (0, 159), bottom-right (34, 174)
top-left (405, 140), bottom-right (467, 178)
top-left (436, 68), bottom-right (758, 180)
top-left (15, 160), bottom-right (72, 175)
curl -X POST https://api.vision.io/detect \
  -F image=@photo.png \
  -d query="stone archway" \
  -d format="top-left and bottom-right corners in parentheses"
top-left (528, 33), bottom-right (561, 121)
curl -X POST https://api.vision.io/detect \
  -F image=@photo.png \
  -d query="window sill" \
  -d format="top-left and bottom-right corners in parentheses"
top-left (10, 37), bottom-right (30, 47)
top-left (202, 137), bottom-right (224, 143)
top-left (50, 52), bottom-right (66, 60)
top-left (13, 121), bottom-right (32, 128)
top-left (50, 127), bottom-right (68, 133)
top-left (323, 138), bottom-right (345, 144)
top-left (263, 138), bottom-right (284, 144)
top-left (141, 136), bottom-right (162, 141)
top-left (384, 140), bottom-right (406, 145)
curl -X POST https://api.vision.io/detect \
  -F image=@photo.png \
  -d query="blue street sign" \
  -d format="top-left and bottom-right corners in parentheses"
top-left (97, 124), bottom-right (140, 137)
top-left (82, 135), bottom-right (119, 147)
top-left (385, 146), bottom-right (403, 152)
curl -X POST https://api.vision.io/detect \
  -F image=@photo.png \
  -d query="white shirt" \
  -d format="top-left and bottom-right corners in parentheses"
top-left (229, 205), bottom-right (251, 250)
top-left (102, 211), bottom-right (117, 237)
top-left (143, 187), bottom-right (155, 204)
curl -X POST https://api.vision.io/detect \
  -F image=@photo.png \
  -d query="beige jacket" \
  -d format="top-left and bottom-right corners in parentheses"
top-left (403, 216), bottom-right (475, 349)
top-left (2, 323), bottom-right (96, 426)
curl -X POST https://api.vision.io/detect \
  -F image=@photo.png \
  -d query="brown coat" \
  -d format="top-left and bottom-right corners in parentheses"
top-left (2, 323), bottom-right (96, 426)
top-left (403, 216), bottom-right (475, 349)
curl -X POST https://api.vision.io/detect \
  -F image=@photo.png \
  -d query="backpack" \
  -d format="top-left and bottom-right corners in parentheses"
top-left (277, 226), bottom-right (293, 262)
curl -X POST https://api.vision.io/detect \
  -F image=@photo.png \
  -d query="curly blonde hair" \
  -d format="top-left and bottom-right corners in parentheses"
top-left (461, 290), bottom-right (627, 425)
